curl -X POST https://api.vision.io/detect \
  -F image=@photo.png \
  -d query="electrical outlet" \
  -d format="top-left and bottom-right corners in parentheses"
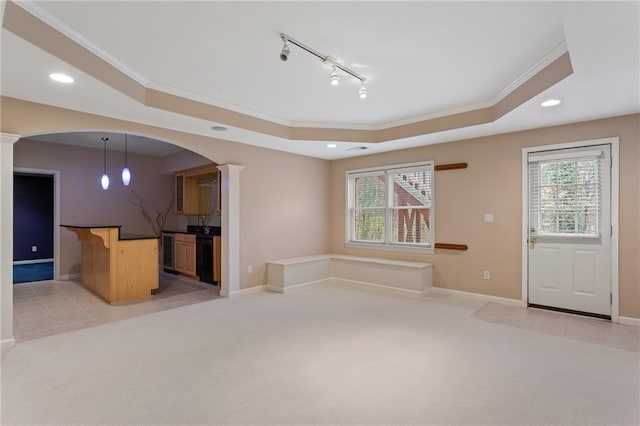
top-left (31, 246), bottom-right (37, 252)
top-left (483, 270), bottom-right (490, 280)
top-left (248, 265), bottom-right (253, 274)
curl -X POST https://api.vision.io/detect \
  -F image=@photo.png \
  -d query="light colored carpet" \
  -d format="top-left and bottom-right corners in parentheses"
top-left (2, 282), bottom-right (639, 425)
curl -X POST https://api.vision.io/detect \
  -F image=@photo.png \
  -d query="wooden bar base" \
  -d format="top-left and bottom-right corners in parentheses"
top-left (63, 226), bottom-right (159, 303)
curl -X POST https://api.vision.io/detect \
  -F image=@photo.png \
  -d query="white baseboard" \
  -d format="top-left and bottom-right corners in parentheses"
top-left (618, 316), bottom-right (640, 327)
top-left (225, 285), bottom-right (266, 298)
top-left (425, 287), bottom-right (522, 306)
top-left (1, 337), bottom-right (16, 350)
top-left (266, 279), bottom-right (328, 294)
top-left (13, 258), bottom-right (54, 265)
top-left (59, 273), bottom-right (80, 281)
top-left (334, 278), bottom-right (428, 298)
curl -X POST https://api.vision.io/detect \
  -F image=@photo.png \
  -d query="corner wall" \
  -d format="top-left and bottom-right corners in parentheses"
top-left (329, 114), bottom-right (640, 319)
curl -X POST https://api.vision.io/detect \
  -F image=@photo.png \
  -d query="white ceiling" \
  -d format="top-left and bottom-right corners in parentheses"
top-left (1, 1), bottom-right (638, 159)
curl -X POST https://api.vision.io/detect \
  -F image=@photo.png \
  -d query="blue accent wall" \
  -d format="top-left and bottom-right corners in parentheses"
top-left (13, 174), bottom-right (54, 261)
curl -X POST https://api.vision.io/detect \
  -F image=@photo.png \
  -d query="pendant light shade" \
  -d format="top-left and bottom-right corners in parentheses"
top-left (101, 174), bottom-right (110, 190)
top-left (121, 134), bottom-right (131, 186)
top-left (101, 136), bottom-right (109, 190)
top-left (121, 167), bottom-right (131, 186)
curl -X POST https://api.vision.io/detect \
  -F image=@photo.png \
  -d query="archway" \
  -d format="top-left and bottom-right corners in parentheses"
top-left (1, 129), bottom-right (242, 350)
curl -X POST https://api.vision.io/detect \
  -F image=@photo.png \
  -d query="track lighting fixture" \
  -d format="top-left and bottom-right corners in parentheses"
top-left (359, 83), bottom-right (368, 99)
top-left (100, 137), bottom-right (109, 190)
top-left (279, 33), bottom-right (368, 99)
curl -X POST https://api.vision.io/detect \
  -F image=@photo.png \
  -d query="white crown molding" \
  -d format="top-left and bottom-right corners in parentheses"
top-left (144, 80), bottom-right (292, 127)
top-left (13, 0), bottom-right (149, 87)
top-left (492, 40), bottom-right (568, 103)
top-left (371, 41), bottom-right (570, 130)
top-left (289, 42), bottom-right (568, 131)
top-left (11, 1), bottom-right (570, 135)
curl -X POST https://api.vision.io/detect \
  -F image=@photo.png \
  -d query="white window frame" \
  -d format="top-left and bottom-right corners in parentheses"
top-left (528, 150), bottom-right (603, 239)
top-left (345, 161), bottom-right (435, 254)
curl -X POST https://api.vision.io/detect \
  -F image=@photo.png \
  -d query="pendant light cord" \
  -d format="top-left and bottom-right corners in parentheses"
top-left (124, 134), bottom-right (128, 167)
top-left (102, 137), bottom-right (108, 173)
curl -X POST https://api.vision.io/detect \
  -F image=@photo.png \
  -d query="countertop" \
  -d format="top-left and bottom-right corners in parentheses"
top-left (61, 225), bottom-right (158, 241)
top-left (163, 226), bottom-right (221, 237)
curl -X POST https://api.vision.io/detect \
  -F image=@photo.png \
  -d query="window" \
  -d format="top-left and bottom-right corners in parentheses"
top-left (528, 150), bottom-right (602, 237)
top-left (347, 161), bottom-right (434, 251)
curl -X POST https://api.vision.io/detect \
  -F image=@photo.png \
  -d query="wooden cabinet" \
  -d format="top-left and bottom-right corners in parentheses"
top-left (175, 164), bottom-right (219, 215)
top-left (174, 233), bottom-right (196, 277)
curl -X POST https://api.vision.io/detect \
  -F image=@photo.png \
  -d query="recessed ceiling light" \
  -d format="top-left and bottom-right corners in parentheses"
top-left (211, 126), bottom-right (227, 132)
top-left (49, 73), bottom-right (74, 84)
top-left (541, 98), bottom-right (561, 107)
top-left (326, 144), bottom-right (337, 148)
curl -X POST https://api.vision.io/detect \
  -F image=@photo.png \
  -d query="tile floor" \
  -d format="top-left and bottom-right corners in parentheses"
top-left (12, 272), bottom-right (220, 342)
top-left (474, 302), bottom-right (640, 352)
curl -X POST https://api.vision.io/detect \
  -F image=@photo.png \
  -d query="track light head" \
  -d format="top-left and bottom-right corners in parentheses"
top-left (280, 38), bottom-right (290, 61)
top-left (359, 83), bottom-right (368, 99)
top-left (330, 66), bottom-right (340, 86)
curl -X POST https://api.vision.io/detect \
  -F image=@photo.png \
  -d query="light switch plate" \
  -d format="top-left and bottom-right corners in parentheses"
top-left (483, 213), bottom-right (494, 223)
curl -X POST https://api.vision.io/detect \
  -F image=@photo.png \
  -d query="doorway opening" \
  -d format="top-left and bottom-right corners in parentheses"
top-left (13, 169), bottom-right (59, 284)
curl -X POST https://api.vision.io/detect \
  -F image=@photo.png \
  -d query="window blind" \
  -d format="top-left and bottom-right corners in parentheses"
top-left (528, 153), bottom-right (602, 237)
top-left (347, 161), bottom-right (433, 249)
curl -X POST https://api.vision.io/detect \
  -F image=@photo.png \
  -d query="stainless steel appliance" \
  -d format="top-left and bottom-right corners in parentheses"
top-left (161, 232), bottom-right (175, 272)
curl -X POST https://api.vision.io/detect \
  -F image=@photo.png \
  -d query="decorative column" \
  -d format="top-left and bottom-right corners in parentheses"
top-left (217, 164), bottom-right (243, 298)
top-left (1, 133), bottom-right (20, 350)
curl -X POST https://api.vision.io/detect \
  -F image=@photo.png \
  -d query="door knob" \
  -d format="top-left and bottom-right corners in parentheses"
top-left (529, 236), bottom-right (538, 247)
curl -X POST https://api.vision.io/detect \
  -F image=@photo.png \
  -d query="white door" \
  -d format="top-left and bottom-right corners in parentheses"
top-left (527, 144), bottom-right (611, 317)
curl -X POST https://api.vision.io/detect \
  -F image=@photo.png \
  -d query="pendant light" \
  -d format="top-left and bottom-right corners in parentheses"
top-left (100, 137), bottom-right (109, 190)
top-left (121, 134), bottom-right (131, 186)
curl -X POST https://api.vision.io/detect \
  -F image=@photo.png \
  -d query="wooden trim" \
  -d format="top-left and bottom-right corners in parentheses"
top-left (434, 243), bottom-right (468, 251)
top-left (434, 163), bottom-right (468, 171)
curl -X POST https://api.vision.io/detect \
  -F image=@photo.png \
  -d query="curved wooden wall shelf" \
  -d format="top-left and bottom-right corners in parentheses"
top-left (434, 243), bottom-right (468, 251)
top-left (434, 163), bottom-right (468, 171)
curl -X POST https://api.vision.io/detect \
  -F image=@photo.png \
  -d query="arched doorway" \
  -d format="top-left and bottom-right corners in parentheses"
top-left (1, 130), bottom-right (242, 349)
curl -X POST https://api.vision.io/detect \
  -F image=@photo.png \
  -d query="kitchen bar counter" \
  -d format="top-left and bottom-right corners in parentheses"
top-left (62, 225), bottom-right (159, 303)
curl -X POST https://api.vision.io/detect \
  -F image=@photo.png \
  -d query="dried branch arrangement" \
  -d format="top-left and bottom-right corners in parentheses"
top-left (128, 190), bottom-right (174, 236)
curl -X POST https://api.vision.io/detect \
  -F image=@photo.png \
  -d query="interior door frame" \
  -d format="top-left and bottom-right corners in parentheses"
top-left (13, 167), bottom-right (61, 281)
top-left (521, 137), bottom-right (619, 322)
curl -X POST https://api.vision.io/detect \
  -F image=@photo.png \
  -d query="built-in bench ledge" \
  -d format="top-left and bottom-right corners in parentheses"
top-left (267, 254), bottom-right (433, 297)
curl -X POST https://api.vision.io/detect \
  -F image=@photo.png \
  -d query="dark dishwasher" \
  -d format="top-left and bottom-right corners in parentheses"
top-left (196, 235), bottom-right (214, 284)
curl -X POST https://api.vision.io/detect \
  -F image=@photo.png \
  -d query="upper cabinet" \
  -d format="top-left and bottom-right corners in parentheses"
top-left (175, 172), bottom-right (185, 214)
top-left (175, 164), bottom-right (220, 215)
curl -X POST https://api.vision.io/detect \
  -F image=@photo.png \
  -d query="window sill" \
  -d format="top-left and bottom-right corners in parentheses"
top-left (345, 241), bottom-right (435, 255)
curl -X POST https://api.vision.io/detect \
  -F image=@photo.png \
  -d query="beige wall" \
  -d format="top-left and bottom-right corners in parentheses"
top-left (2, 97), bottom-right (332, 288)
top-left (2, 97), bottom-right (637, 318)
top-left (330, 114), bottom-right (640, 319)
top-left (14, 138), bottom-right (181, 275)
